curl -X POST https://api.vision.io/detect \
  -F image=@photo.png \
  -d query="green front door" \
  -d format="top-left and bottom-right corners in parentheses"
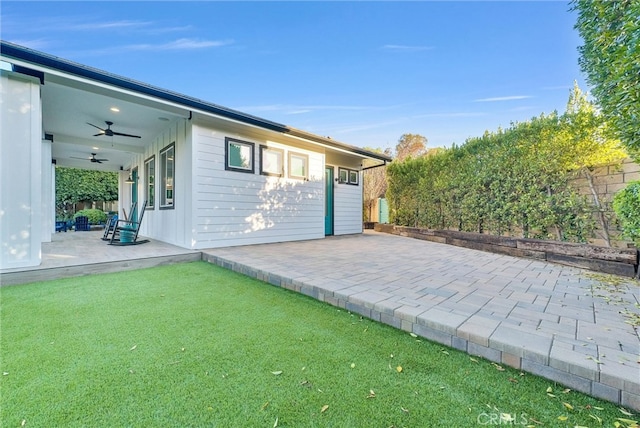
top-left (325, 166), bottom-right (334, 236)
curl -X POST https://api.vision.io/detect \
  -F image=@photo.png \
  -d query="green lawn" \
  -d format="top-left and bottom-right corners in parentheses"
top-left (0, 262), bottom-right (635, 427)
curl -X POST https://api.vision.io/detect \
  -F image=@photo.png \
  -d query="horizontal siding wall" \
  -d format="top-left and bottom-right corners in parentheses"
top-left (192, 124), bottom-right (325, 248)
top-left (333, 171), bottom-right (363, 235)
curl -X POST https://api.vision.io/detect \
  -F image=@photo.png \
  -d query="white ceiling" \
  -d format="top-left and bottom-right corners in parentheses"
top-left (42, 74), bottom-right (189, 172)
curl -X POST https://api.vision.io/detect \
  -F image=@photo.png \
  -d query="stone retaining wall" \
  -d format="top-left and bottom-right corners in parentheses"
top-left (375, 224), bottom-right (639, 278)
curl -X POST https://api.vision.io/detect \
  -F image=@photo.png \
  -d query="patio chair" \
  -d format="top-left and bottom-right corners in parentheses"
top-left (55, 220), bottom-right (68, 232)
top-left (102, 202), bottom-right (135, 241)
top-left (101, 214), bottom-right (119, 241)
top-left (109, 200), bottom-right (149, 246)
top-left (74, 216), bottom-right (90, 231)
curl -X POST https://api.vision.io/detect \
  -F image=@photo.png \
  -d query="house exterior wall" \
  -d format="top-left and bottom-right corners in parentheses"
top-left (190, 123), bottom-right (325, 249)
top-left (0, 71), bottom-right (43, 269)
top-left (333, 173), bottom-right (363, 235)
top-left (123, 119), bottom-right (193, 248)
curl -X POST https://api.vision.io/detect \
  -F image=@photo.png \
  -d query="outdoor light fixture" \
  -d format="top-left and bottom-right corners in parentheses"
top-left (125, 173), bottom-right (134, 184)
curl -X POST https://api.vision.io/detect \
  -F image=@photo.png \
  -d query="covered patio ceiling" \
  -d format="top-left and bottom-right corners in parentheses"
top-left (42, 73), bottom-right (189, 172)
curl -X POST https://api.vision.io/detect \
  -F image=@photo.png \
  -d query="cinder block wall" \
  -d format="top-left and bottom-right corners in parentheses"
top-left (569, 158), bottom-right (639, 248)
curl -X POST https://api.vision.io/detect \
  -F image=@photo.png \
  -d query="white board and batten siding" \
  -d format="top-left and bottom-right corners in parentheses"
top-left (125, 119), bottom-right (193, 248)
top-left (192, 123), bottom-right (325, 249)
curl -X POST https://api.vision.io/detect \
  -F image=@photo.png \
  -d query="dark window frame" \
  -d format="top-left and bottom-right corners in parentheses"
top-left (159, 143), bottom-right (175, 210)
top-left (225, 137), bottom-right (255, 173)
top-left (144, 155), bottom-right (156, 210)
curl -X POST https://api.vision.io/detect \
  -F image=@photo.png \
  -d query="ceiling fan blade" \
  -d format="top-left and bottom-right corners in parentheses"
top-left (93, 132), bottom-right (105, 137)
top-left (87, 122), bottom-right (105, 131)
top-left (95, 158), bottom-right (109, 162)
top-left (112, 131), bottom-right (141, 138)
top-left (70, 156), bottom-right (91, 160)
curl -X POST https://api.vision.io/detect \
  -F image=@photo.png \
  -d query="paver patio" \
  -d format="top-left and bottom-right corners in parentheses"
top-left (202, 231), bottom-right (640, 410)
top-left (1, 229), bottom-right (638, 410)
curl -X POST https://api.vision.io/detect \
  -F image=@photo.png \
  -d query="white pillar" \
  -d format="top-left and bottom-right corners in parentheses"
top-left (0, 70), bottom-right (43, 269)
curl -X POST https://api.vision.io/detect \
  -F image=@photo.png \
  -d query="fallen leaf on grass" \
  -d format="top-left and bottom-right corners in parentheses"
top-left (351, 363), bottom-right (356, 369)
top-left (129, 345), bottom-right (137, 351)
top-left (589, 413), bottom-right (602, 424)
top-left (401, 407), bottom-right (409, 413)
top-left (619, 408), bottom-right (635, 417)
top-left (321, 405), bottom-right (329, 413)
top-left (469, 357), bottom-right (479, 363)
top-left (396, 366), bottom-right (403, 373)
top-left (491, 363), bottom-right (505, 371)
top-left (562, 402), bottom-right (574, 411)
top-left (616, 417), bottom-right (639, 426)
top-left (557, 415), bottom-right (568, 421)
top-left (409, 333), bottom-right (417, 338)
top-left (261, 401), bottom-right (269, 410)
top-left (271, 371), bottom-right (283, 376)
top-left (367, 390), bottom-right (376, 399)
top-left (273, 416), bottom-right (278, 427)
top-left (440, 349), bottom-right (449, 356)
top-left (508, 377), bottom-right (518, 383)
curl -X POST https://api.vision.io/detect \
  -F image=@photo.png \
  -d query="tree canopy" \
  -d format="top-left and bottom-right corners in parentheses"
top-left (395, 134), bottom-right (427, 161)
top-left (56, 167), bottom-right (118, 209)
top-left (385, 84), bottom-right (626, 244)
top-left (572, 0), bottom-right (640, 159)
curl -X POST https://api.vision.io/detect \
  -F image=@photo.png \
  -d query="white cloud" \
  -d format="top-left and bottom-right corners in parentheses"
top-left (121, 38), bottom-right (233, 52)
top-left (381, 44), bottom-right (434, 52)
top-left (474, 95), bottom-right (533, 102)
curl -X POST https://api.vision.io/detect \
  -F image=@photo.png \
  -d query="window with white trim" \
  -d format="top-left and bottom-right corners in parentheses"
top-left (288, 152), bottom-right (308, 180)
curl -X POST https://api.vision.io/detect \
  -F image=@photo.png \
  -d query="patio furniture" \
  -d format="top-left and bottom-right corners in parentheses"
top-left (74, 216), bottom-right (90, 231)
top-left (109, 200), bottom-right (149, 246)
top-left (55, 221), bottom-right (68, 232)
top-left (101, 214), bottom-right (119, 241)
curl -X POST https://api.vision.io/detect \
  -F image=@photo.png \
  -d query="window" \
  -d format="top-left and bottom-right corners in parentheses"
top-left (260, 145), bottom-right (284, 177)
top-left (288, 152), bottom-right (308, 180)
top-left (160, 143), bottom-right (174, 209)
top-left (349, 170), bottom-right (359, 185)
top-left (144, 156), bottom-right (155, 209)
top-left (225, 137), bottom-right (254, 173)
top-left (338, 167), bottom-right (359, 185)
top-left (338, 168), bottom-right (348, 184)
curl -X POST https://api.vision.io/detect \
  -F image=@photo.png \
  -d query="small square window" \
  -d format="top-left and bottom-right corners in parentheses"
top-left (260, 146), bottom-right (284, 177)
top-left (225, 137), bottom-right (255, 173)
top-left (349, 170), bottom-right (359, 185)
top-left (289, 152), bottom-right (308, 180)
top-left (338, 168), bottom-right (348, 184)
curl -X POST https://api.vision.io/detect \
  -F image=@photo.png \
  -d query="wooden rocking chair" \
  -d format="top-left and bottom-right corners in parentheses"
top-left (108, 200), bottom-right (149, 246)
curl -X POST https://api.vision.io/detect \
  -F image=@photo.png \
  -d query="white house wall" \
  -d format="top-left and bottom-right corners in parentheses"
top-left (333, 170), bottom-right (364, 235)
top-left (191, 123), bottom-right (325, 248)
top-left (123, 119), bottom-right (193, 248)
top-left (0, 71), bottom-right (43, 269)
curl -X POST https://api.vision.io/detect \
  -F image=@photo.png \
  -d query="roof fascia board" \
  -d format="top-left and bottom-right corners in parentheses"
top-left (1, 41), bottom-right (392, 164)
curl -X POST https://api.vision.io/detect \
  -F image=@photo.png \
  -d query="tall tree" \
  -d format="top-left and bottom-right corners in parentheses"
top-left (395, 134), bottom-right (427, 161)
top-left (572, 0), bottom-right (640, 159)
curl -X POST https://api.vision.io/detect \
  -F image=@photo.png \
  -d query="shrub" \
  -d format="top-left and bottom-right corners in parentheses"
top-left (613, 180), bottom-right (640, 246)
top-left (74, 209), bottom-right (107, 225)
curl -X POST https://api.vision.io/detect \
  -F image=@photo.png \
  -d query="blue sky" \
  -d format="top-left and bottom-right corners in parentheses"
top-left (1, 1), bottom-right (587, 150)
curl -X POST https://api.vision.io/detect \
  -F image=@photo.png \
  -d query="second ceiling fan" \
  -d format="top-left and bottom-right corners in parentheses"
top-left (88, 121), bottom-right (141, 139)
